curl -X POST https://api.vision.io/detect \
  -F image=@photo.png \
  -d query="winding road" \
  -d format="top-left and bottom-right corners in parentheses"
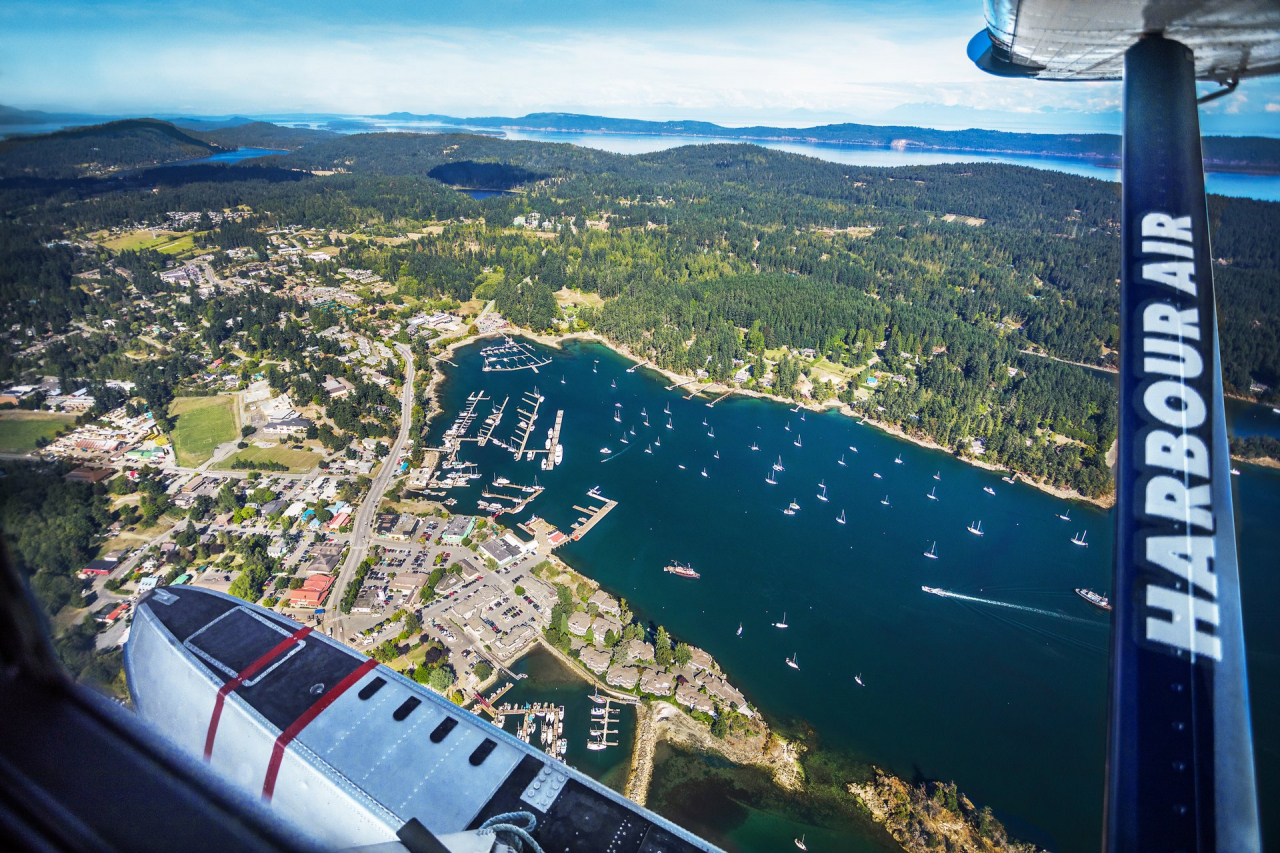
top-left (330, 342), bottom-right (415, 642)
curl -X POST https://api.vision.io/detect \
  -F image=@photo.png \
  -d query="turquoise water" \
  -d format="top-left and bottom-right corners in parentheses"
top-left (173, 147), bottom-right (286, 166)
top-left (424, 337), bottom-right (1279, 852)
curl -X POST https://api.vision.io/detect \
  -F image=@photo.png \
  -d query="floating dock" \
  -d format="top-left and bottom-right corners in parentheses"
top-left (569, 488), bottom-right (618, 542)
top-left (481, 337), bottom-right (553, 373)
top-left (476, 396), bottom-right (508, 447)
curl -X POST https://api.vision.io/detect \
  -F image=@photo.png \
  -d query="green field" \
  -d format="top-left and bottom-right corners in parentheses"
top-left (214, 444), bottom-right (319, 473)
top-left (101, 229), bottom-right (199, 255)
top-left (169, 396), bottom-right (238, 467)
top-left (0, 413), bottom-right (75, 453)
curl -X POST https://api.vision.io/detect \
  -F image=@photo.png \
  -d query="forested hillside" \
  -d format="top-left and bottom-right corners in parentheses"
top-left (4, 128), bottom-right (1279, 494)
top-left (0, 119), bottom-right (223, 178)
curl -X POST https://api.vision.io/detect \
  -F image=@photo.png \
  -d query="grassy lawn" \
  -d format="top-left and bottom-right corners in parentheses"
top-left (0, 411), bottom-right (76, 452)
top-left (101, 229), bottom-right (199, 256)
top-left (213, 444), bottom-right (319, 473)
top-left (169, 396), bottom-right (238, 467)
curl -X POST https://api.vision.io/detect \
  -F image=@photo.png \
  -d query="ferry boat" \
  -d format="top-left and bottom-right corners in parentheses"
top-left (927, 486), bottom-right (938, 501)
top-left (664, 562), bottom-right (701, 579)
top-left (838, 454), bottom-right (846, 466)
top-left (894, 454), bottom-right (903, 464)
top-left (1071, 530), bottom-right (1089, 547)
top-left (983, 486), bottom-right (996, 496)
top-left (873, 472), bottom-right (882, 479)
top-left (967, 520), bottom-right (983, 536)
top-left (785, 653), bottom-right (799, 670)
top-left (816, 482), bottom-right (829, 502)
top-left (773, 612), bottom-right (789, 628)
top-left (880, 495), bottom-right (891, 506)
top-left (1075, 588), bottom-right (1112, 611)
top-left (837, 509), bottom-right (847, 525)
top-left (924, 541), bottom-right (938, 559)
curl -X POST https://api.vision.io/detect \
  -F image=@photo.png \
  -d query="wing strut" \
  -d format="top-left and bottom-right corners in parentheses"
top-left (1108, 34), bottom-right (1260, 853)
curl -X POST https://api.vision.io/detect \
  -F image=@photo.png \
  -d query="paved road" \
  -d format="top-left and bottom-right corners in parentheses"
top-left (331, 343), bottom-right (415, 643)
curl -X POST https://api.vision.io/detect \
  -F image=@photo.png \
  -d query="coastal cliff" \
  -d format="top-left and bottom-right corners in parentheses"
top-left (848, 767), bottom-right (1045, 853)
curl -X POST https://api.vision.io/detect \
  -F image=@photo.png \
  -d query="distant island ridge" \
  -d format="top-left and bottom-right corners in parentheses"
top-left (4, 105), bottom-right (1280, 173)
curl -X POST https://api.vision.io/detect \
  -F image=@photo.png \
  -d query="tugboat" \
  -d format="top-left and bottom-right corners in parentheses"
top-left (664, 561), bottom-right (701, 579)
top-left (1075, 588), bottom-right (1112, 611)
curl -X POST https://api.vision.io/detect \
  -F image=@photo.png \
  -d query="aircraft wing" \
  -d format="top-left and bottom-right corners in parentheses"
top-left (968, 0), bottom-right (1280, 80)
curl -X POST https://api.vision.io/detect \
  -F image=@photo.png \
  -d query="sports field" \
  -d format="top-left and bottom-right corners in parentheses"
top-left (101, 229), bottom-right (197, 255)
top-left (169, 396), bottom-right (237, 467)
top-left (0, 412), bottom-right (75, 453)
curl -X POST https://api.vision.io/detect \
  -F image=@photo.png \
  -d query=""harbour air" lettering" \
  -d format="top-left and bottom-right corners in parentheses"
top-left (1136, 212), bottom-right (1221, 660)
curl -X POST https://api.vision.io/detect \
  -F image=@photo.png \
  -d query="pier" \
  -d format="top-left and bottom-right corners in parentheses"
top-left (626, 360), bottom-right (650, 374)
top-left (587, 694), bottom-right (622, 751)
top-left (542, 409), bottom-right (564, 471)
top-left (476, 395), bottom-right (507, 447)
top-left (683, 385), bottom-right (705, 400)
top-left (569, 488), bottom-right (618, 542)
top-left (511, 389), bottom-right (544, 461)
top-left (495, 701), bottom-right (568, 761)
top-left (481, 337), bottom-right (554, 373)
top-left (665, 377), bottom-right (697, 391)
top-left (706, 390), bottom-right (734, 407)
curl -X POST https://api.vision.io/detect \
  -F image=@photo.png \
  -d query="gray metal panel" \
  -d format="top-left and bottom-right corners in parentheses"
top-left (981, 0), bottom-right (1280, 80)
top-left (296, 675), bottom-right (523, 835)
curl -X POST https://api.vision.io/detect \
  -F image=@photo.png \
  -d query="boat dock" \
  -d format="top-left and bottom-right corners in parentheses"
top-left (665, 377), bottom-right (697, 391)
top-left (476, 396), bottom-right (508, 447)
top-left (683, 385), bottom-right (705, 400)
top-left (569, 488), bottom-right (617, 542)
top-left (626, 360), bottom-right (649, 374)
top-left (481, 337), bottom-right (554, 373)
top-left (511, 389), bottom-right (544, 461)
top-left (542, 409), bottom-right (564, 471)
top-left (588, 695), bottom-right (621, 751)
top-left (495, 702), bottom-right (567, 761)
top-left (706, 390), bottom-right (733, 407)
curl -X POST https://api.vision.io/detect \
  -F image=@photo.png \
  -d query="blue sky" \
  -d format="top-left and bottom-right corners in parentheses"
top-left (3, 0), bottom-right (1279, 134)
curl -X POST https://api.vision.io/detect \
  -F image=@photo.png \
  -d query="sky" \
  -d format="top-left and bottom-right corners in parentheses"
top-left (3, 0), bottom-right (1279, 135)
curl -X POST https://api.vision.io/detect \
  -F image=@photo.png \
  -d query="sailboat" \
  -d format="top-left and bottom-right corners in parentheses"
top-left (773, 612), bottom-right (789, 628)
top-left (895, 454), bottom-right (903, 465)
top-left (927, 486), bottom-right (938, 501)
top-left (620, 432), bottom-right (629, 445)
top-left (837, 509), bottom-right (847, 525)
top-left (838, 454), bottom-right (847, 466)
top-left (766, 470), bottom-right (778, 485)
top-left (800, 412), bottom-right (806, 422)
top-left (613, 410), bottom-right (621, 422)
top-left (854, 674), bottom-right (864, 687)
top-left (714, 450), bottom-right (720, 459)
top-left (630, 426), bottom-right (637, 435)
top-left (702, 418), bottom-right (708, 426)
top-left (701, 467), bottom-right (708, 478)
top-left (793, 435), bottom-right (802, 448)
top-left (1072, 530), bottom-right (1089, 546)
top-left (737, 622), bottom-right (743, 637)
top-left (644, 444), bottom-right (653, 454)
top-left (1057, 508), bottom-right (1071, 521)
top-left (593, 359), bottom-right (599, 373)
top-left (750, 441), bottom-right (760, 451)
top-left (933, 471), bottom-right (940, 480)
top-left (880, 495), bottom-right (891, 506)
top-left (641, 407), bottom-right (647, 418)
top-left (788, 499), bottom-right (800, 511)
top-left (654, 437), bottom-right (661, 446)
top-left (816, 481), bottom-right (829, 502)
top-left (782, 504), bottom-right (796, 516)
top-left (785, 653), bottom-right (799, 670)
top-left (773, 456), bottom-right (785, 471)
top-left (560, 375), bottom-right (566, 384)
top-left (665, 402), bottom-right (671, 414)
top-left (795, 836), bottom-right (807, 852)
top-left (924, 541), bottom-right (938, 559)
top-left (611, 378), bottom-right (617, 389)
top-left (785, 422), bottom-right (791, 432)
top-left (708, 427), bottom-right (715, 438)
top-left (967, 520), bottom-right (984, 536)
top-left (666, 417), bottom-right (673, 430)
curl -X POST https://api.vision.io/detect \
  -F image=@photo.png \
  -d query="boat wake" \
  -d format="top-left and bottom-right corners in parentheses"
top-left (922, 587), bottom-right (1093, 625)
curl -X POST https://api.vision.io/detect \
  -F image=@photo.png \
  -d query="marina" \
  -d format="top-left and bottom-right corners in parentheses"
top-left (481, 336), bottom-right (554, 372)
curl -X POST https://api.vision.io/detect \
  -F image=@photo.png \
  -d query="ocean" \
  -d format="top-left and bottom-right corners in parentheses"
top-left (423, 336), bottom-right (1280, 852)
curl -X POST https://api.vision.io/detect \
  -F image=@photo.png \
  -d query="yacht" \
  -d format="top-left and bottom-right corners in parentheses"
top-left (765, 470), bottom-right (778, 485)
top-left (849, 445), bottom-right (858, 453)
top-left (880, 495), bottom-right (891, 506)
top-left (701, 468), bottom-right (708, 478)
top-left (599, 447), bottom-right (611, 454)
top-left (837, 509), bottom-right (847, 525)
top-left (737, 622), bottom-right (743, 637)
top-left (873, 472), bottom-right (882, 479)
top-left (816, 482), bottom-right (829, 502)
top-left (924, 541), bottom-right (938, 559)
top-left (854, 674), bottom-right (865, 687)
top-left (785, 653), bottom-right (799, 670)
top-left (793, 435), bottom-right (802, 447)
top-left (664, 562), bottom-right (701, 579)
top-left (1072, 530), bottom-right (1089, 547)
top-left (927, 486), bottom-right (938, 501)
top-left (554, 445), bottom-right (563, 465)
top-left (1075, 588), bottom-right (1111, 610)
top-left (773, 613), bottom-right (788, 628)
top-left (983, 486), bottom-right (996, 496)
top-left (894, 454), bottom-right (903, 464)
top-left (967, 520), bottom-right (984, 536)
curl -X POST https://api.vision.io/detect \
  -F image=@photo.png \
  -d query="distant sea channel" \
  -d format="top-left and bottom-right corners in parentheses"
top-left (424, 336), bottom-right (1280, 853)
top-left (274, 116), bottom-right (1280, 202)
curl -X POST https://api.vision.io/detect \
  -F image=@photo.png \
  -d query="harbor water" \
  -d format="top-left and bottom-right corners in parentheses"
top-left (423, 336), bottom-right (1280, 852)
